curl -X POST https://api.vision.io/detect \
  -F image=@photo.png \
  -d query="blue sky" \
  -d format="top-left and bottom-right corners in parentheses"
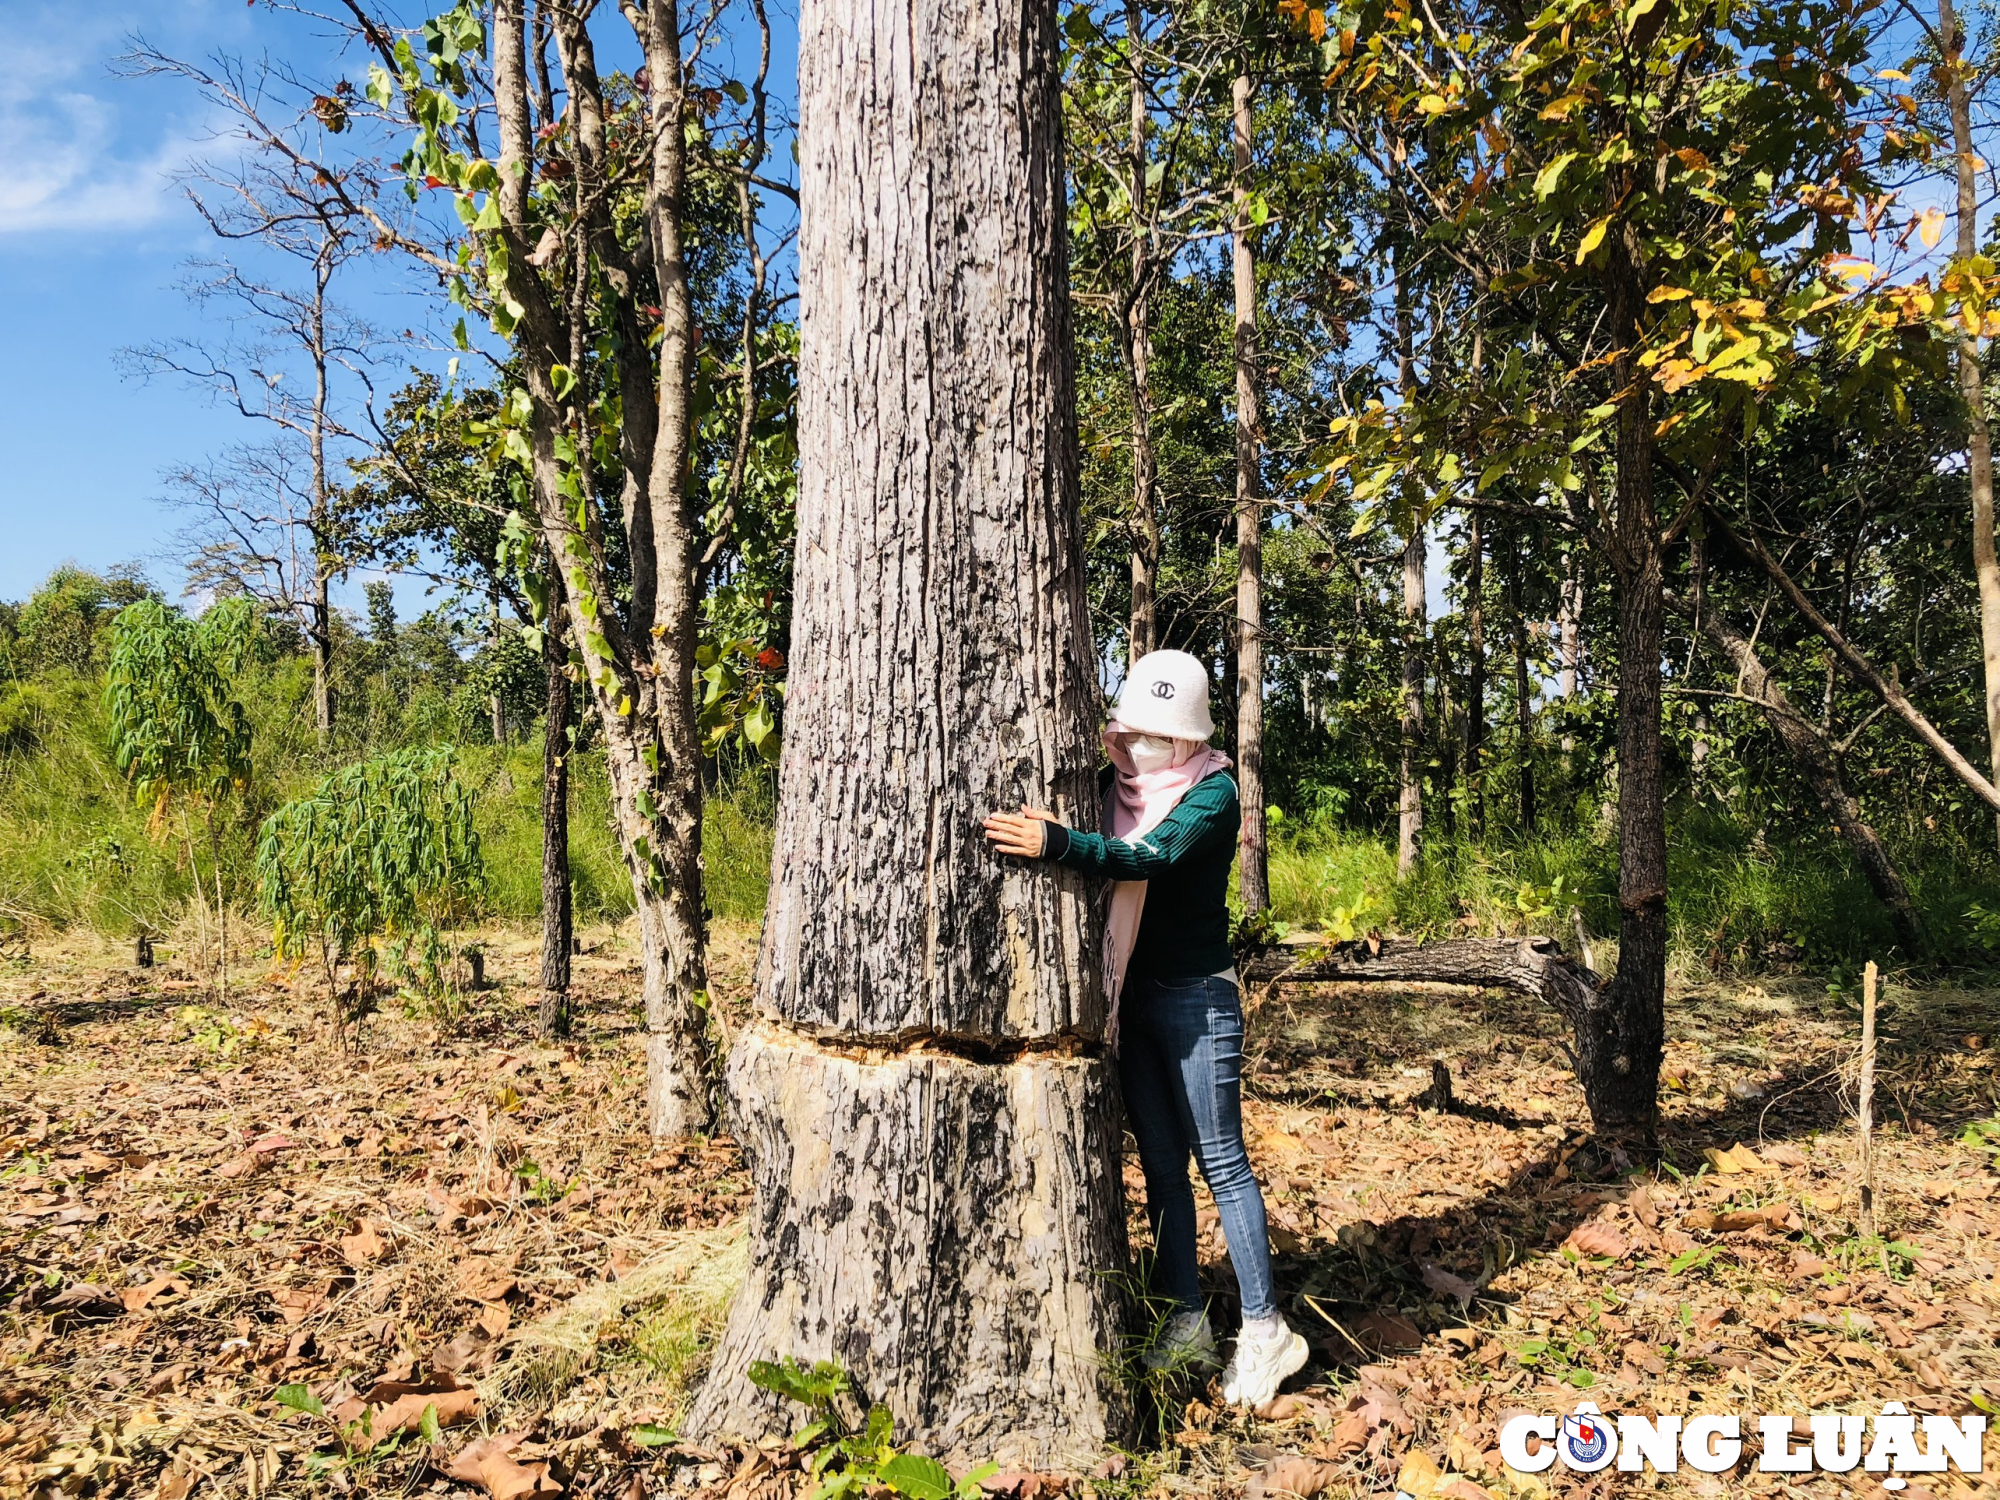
top-left (0, 2), bottom-right (386, 605)
top-left (0, 0), bottom-right (795, 617)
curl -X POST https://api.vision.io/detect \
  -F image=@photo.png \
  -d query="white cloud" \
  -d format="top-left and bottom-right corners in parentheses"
top-left (0, 3), bottom-right (221, 237)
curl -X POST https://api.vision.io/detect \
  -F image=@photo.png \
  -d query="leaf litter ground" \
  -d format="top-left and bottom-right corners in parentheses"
top-left (2, 926), bottom-right (1996, 1500)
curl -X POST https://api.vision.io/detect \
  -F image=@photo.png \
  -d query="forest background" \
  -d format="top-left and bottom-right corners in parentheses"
top-left (3, 0), bottom-right (2000, 997)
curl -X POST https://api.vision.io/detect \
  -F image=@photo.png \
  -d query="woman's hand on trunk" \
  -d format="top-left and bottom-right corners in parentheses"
top-left (983, 806), bottom-right (1058, 858)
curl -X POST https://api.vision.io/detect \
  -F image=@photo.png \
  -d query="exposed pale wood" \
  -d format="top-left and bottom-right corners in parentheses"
top-left (687, 1030), bottom-right (1129, 1466)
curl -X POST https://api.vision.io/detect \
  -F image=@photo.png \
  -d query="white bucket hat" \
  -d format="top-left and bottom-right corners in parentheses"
top-left (1112, 649), bottom-right (1216, 741)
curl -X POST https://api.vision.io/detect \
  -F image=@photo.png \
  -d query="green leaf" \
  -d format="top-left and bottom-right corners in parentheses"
top-left (418, 1402), bottom-right (442, 1444)
top-left (1668, 1243), bottom-right (1719, 1274)
top-left (366, 63), bottom-right (394, 109)
top-left (472, 193), bottom-right (502, 232)
top-left (276, 1383), bottom-right (326, 1418)
top-left (630, 1423), bottom-right (679, 1448)
top-left (551, 364), bottom-right (578, 402)
top-left (1534, 151), bottom-right (1579, 201)
top-left (880, 1455), bottom-right (954, 1500)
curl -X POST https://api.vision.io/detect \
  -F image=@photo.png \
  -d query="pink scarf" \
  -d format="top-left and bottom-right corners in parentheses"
top-left (1100, 721), bottom-right (1231, 1050)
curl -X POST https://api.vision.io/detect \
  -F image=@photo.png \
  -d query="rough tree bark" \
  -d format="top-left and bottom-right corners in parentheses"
top-left (1938, 0), bottom-right (2000, 850)
top-left (1665, 588), bottom-right (1926, 954)
top-left (686, 0), bottom-right (1129, 1463)
top-left (1590, 219), bottom-right (1668, 1150)
top-left (1232, 72), bottom-right (1268, 914)
top-left (538, 614), bottom-right (575, 1038)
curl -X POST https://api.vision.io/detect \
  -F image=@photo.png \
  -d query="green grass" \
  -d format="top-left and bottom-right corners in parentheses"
top-left (4, 659), bottom-right (1993, 976)
top-left (0, 668), bottom-right (777, 944)
top-left (1261, 803), bottom-right (2000, 970)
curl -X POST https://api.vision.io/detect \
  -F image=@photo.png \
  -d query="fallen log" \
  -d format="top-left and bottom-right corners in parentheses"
top-left (1239, 933), bottom-right (1604, 1035)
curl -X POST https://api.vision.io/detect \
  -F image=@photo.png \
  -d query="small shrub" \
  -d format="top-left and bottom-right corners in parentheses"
top-left (257, 747), bottom-right (484, 1032)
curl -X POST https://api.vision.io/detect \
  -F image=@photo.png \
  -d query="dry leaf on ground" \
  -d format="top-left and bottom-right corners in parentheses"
top-left (445, 1432), bottom-right (563, 1499)
top-left (1245, 1456), bottom-right (1342, 1500)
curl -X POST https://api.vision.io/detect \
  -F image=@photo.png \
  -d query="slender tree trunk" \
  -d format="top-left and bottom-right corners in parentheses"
top-left (1232, 72), bottom-right (1268, 913)
top-left (1465, 512), bottom-right (1485, 833)
top-left (1559, 543), bottom-right (1583, 769)
top-left (687, 0), bottom-right (1128, 1460)
top-left (1668, 589), bottom-right (1925, 954)
top-left (538, 615), bottom-right (574, 1038)
top-left (1505, 531), bottom-right (1536, 833)
top-left (1434, 635), bottom-right (1457, 837)
top-left (1125, 0), bottom-right (1159, 662)
top-left (1401, 529), bottom-right (1427, 872)
top-left (1587, 221), bottom-right (1668, 1151)
top-left (495, 0), bottom-right (716, 1136)
top-left (309, 250), bottom-right (336, 745)
top-left (1395, 268), bottom-right (1424, 874)
top-left (1938, 0), bottom-right (2000, 850)
top-left (1128, 288), bottom-right (1160, 661)
top-left (489, 591), bottom-right (508, 744)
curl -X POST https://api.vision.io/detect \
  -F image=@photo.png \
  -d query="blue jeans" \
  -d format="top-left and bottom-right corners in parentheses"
top-left (1119, 972), bottom-right (1276, 1320)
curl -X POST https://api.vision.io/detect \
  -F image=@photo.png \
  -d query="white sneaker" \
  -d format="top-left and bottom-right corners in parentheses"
top-left (1220, 1315), bottom-right (1309, 1407)
top-left (1142, 1309), bottom-right (1220, 1373)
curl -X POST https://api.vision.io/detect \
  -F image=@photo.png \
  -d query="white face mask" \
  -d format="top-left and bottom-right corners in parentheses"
top-left (1126, 734), bottom-right (1177, 774)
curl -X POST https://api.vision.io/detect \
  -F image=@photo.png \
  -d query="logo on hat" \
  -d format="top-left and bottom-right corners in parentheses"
top-left (1559, 1404), bottom-right (1615, 1471)
top-left (1150, 681), bottom-right (1175, 699)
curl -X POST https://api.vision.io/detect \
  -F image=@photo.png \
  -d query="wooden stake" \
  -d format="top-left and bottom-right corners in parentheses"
top-left (1858, 959), bottom-right (1878, 1240)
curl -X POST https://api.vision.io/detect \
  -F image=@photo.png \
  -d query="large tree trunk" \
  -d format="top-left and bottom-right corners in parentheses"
top-left (1589, 225), bottom-right (1668, 1151)
top-left (687, 0), bottom-right (1128, 1463)
top-left (538, 615), bottom-right (575, 1038)
top-left (1232, 72), bottom-right (1268, 913)
top-left (1938, 0), bottom-right (2000, 851)
top-left (1667, 589), bottom-right (1926, 954)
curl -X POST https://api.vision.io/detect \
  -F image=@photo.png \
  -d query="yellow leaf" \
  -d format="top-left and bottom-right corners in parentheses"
top-left (1702, 1142), bottom-right (1770, 1174)
top-left (1397, 1451), bottom-right (1445, 1498)
top-left (1918, 205), bottom-right (1946, 249)
top-left (1417, 92), bottom-right (1448, 115)
top-left (1575, 217), bottom-right (1610, 265)
top-left (1647, 285), bottom-right (1691, 302)
top-left (1876, 67), bottom-right (1910, 80)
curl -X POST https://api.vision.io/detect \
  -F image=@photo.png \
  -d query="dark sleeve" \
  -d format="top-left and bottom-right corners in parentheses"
top-left (1047, 774), bottom-right (1238, 879)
